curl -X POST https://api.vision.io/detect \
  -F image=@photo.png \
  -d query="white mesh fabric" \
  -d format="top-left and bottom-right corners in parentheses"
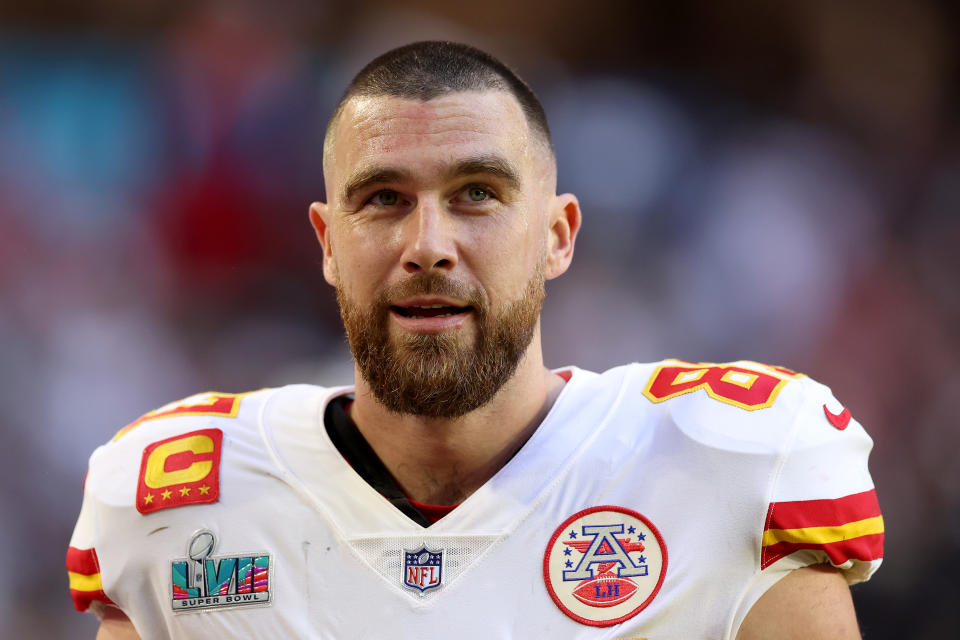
top-left (349, 534), bottom-right (500, 601)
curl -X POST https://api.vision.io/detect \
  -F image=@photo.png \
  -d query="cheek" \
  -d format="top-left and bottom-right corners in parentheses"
top-left (333, 227), bottom-right (401, 297)
top-left (466, 216), bottom-right (545, 297)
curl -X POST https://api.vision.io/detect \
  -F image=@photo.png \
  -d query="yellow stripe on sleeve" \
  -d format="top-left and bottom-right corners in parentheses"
top-left (762, 515), bottom-right (885, 547)
top-left (68, 570), bottom-right (103, 592)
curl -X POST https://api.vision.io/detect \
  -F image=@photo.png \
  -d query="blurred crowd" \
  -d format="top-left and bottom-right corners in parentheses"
top-left (1, 1), bottom-right (957, 637)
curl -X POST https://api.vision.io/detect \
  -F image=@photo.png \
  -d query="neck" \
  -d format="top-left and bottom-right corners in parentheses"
top-left (348, 332), bottom-right (563, 505)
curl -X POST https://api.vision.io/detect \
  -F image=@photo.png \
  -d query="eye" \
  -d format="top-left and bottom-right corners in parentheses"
top-left (456, 185), bottom-right (497, 204)
top-left (466, 186), bottom-right (489, 202)
top-left (371, 190), bottom-right (400, 206)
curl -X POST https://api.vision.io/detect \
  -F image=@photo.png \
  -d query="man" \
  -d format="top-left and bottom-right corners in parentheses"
top-left (67, 41), bottom-right (883, 639)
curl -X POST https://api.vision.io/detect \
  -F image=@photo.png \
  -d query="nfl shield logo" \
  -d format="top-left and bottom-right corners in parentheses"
top-left (403, 546), bottom-right (443, 594)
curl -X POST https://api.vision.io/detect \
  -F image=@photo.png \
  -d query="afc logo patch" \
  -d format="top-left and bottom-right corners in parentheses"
top-left (543, 506), bottom-right (667, 627)
top-left (136, 429), bottom-right (223, 514)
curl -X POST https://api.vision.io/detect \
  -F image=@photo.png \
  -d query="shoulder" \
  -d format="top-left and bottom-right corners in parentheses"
top-left (612, 359), bottom-right (882, 580)
top-left (68, 383), bottom-right (345, 613)
top-left (556, 359), bottom-right (821, 447)
top-left (88, 388), bottom-right (273, 480)
top-left (108, 388), bottom-right (275, 444)
top-left (104, 384), bottom-right (344, 445)
top-left (82, 385), bottom-right (340, 506)
top-left (607, 359), bottom-right (870, 455)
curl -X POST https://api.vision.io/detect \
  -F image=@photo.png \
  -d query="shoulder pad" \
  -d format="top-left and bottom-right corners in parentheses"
top-left (638, 359), bottom-right (810, 454)
top-left (110, 389), bottom-right (270, 443)
top-left (83, 388), bottom-right (275, 510)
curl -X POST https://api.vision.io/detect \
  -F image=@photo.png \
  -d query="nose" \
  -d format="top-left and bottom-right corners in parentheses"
top-left (400, 200), bottom-right (458, 273)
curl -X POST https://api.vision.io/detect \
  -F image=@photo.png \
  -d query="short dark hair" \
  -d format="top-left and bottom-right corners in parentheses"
top-left (325, 41), bottom-right (552, 153)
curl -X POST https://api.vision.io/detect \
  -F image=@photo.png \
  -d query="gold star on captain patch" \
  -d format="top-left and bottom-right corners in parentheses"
top-left (179, 486), bottom-right (191, 497)
top-left (198, 484), bottom-right (211, 495)
top-left (161, 489), bottom-right (173, 500)
top-left (144, 493), bottom-right (154, 505)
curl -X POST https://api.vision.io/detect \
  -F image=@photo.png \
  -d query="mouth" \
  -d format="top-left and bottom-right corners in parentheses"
top-left (390, 303), bottom-right (473, 319)
top-left (388, 301), bottom-right (474, 334)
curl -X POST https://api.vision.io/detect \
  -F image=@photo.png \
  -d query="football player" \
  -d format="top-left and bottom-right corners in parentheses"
top-left (69, 41), bottom-right (882, 639)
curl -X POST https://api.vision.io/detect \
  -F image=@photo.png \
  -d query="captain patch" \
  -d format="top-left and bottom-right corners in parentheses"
top-left (137, 429), bottom-right (223, 514)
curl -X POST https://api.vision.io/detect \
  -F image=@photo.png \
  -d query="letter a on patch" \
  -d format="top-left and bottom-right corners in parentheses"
top-left (136, 429), bottom-right (223, 514)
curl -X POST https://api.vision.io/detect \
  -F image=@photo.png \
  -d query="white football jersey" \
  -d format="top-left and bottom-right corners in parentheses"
top-left (67, 360), bottom-right (883, 639)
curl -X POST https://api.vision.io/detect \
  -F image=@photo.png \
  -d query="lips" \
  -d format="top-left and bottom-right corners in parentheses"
top-left (388, 299), bottom-right (474, 333)
top-left (390, 303), bottom-right (472, 319)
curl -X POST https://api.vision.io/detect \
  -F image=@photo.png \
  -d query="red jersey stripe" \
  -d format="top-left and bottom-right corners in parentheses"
top-left (66, 546), bottom-right (101, 576)
top-left (765, 489), bottom-right (881, 531)
top-left (69, 588), bottom-right (115, 612)
top-left (761, 532), bottom-right (884, 569)
top-left (66, 546), bottom-right (115, 611)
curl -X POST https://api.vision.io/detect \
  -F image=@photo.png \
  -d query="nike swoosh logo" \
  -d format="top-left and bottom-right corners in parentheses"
top-left (823, 404), bottom-right (852, 430)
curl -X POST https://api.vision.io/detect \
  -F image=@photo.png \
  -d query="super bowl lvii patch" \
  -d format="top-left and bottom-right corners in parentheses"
top-left (171, 530), bottom-right (272, 612)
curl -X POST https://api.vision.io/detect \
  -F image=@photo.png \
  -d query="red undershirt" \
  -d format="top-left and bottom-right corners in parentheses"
top-left (407, 500), bottom-right (458, 524)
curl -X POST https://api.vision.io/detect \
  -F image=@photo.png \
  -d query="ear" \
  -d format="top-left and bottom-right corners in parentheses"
top-left (544, 193), bottom-right (582, 280)
top-left (309, 202), bottom-right (337, 286)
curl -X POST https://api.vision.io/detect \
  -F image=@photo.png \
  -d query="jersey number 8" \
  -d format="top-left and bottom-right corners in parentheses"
top-left (642, 361), bottom-right (801, 411)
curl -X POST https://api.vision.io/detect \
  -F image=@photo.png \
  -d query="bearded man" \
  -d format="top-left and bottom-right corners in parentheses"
top-left (67, 41), bottom-right (883, 639)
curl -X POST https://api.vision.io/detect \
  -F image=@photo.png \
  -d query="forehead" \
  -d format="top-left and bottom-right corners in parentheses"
top-left (328, 91), bottom-right (534, 183)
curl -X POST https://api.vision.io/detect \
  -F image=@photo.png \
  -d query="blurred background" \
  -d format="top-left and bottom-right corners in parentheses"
top-left (1, 0), bottom-right (957, 636)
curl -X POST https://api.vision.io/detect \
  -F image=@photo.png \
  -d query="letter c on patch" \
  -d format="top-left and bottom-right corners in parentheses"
top-left (144, 434), bottom-right (214, 488)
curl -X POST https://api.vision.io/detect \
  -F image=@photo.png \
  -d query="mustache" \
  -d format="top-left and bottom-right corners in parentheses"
top-left (373, 272), bottom-right (488, 314)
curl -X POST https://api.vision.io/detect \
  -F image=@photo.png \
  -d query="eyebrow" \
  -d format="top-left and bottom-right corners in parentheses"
top-left (445, 154), bottom-right (521, 192)
top-left (341, 167), bottom-right (412, 204)
top-left (340, 153), bottom-right (522, 204)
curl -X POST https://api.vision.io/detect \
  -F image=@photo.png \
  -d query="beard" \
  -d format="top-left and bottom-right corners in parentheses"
top-left (336, 266), bottom-right (544, 419)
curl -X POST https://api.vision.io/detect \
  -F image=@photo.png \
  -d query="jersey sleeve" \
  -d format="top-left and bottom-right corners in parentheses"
top-left (731, 376), bottom-right (884, 637)
top-left (66, 392), bottom-right (250, 615)
top-left (64, 389), bottom-right (267, 620)
top-left (66, 468), bottom-right (116, 615)
top-left (760, 377), bottom-right (884, 583)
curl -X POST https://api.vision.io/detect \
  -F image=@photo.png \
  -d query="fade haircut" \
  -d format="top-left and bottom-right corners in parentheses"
top-left (324, 41), bottom-right (553, 159)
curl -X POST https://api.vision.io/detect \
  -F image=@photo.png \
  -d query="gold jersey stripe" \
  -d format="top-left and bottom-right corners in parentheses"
top-left (68, 570), bottom-right (103, 592)
top-left (762, 515), bottom-right (885, 547)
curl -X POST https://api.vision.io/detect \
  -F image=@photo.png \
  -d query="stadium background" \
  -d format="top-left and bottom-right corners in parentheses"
top-left (1, 0), bottom-right (957, 636)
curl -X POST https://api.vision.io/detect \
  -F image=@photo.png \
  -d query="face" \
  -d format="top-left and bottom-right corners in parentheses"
top-left (311, 90), bottom-right (578, 418)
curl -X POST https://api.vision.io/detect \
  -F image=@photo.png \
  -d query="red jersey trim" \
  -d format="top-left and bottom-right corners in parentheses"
top-left (762, 533), bottom-right (885, 568)
top-left (766, 489), bottom-right (881, 530)
top-left (408, 499), bottom-right (459, 524)
top-left (761, 489), bottom-right (884, 569)
top-left (66, 546), bottom-right (115, 611)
